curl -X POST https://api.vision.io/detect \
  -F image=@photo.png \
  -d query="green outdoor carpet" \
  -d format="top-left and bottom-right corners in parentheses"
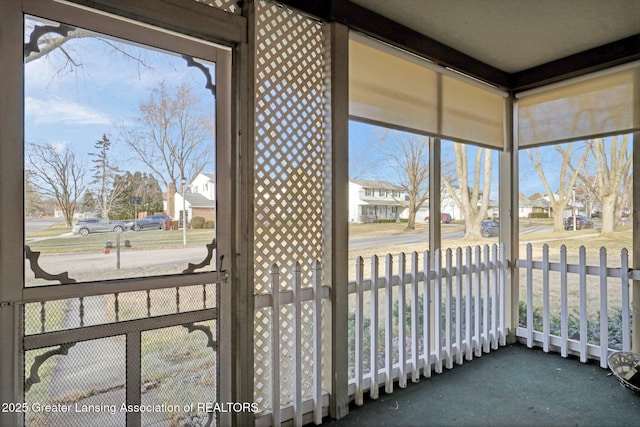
top-left (321, 343), bottom-right (640, 427)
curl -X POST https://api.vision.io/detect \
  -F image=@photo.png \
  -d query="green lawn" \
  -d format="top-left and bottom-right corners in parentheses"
top-left (27, 228), bottom-right (215, 254)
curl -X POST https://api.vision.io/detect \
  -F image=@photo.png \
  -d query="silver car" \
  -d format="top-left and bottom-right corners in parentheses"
top-left (72, 218), bottom-right (128, 236)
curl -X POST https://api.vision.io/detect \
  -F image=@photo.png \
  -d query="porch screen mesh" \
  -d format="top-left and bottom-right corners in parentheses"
top-left (517, 63), bottom-right (640, 147)
top-left (349, 36), bottom-right (506, 148)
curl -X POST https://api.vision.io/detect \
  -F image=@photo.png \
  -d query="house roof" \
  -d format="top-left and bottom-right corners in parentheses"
top-left (351, 179), bottom-right (405, 191)
top-left (520, 194), bottom-right (552, 208)
top-left (359, 199), bottom-right (408, 207)
top-left (185, 193), bottom-right (215, 208)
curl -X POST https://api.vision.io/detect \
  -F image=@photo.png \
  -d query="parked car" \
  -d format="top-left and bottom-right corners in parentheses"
top-left (481, 220), bottom-right (500, 237)
top-left (590, 211), bottom-right (602, 218)
top-left (72, 218), bottom-right (128, 236)
top-left (424, 213), bottom-right (452, 224)
top-left (127, 214), bottom-right (171, 231)
top-left (564, 216), bottom-right (594, 230)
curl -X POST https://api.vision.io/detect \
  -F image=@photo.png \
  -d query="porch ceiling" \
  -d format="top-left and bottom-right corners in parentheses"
top-left (281, 0), bottom-right (640, 90)
top-left (350, 0), bottom-right (640, 74)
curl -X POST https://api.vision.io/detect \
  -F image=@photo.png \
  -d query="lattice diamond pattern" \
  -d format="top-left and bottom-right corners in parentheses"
top-left (253, 0), bottom-right (324, 294)
top-left (193, 0), bottom-right (241, 14)
top-left (253, 0), bottom-right (327, 414)
top-left (254, 308), bottom-right (272, 411)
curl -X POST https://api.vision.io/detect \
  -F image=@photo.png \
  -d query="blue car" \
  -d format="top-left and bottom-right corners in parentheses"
top-left (127, 214), bottom-right (171, 231)
top-left (481, 220), bottom-right (500, 237)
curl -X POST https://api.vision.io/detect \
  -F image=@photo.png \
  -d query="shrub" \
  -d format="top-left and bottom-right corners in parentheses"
top-left (191, 216), bottom-right (205, 229)
top-left (373, 218), bottom-right (397, 224)
top-left (205, 220), bottom-right (215, 229)
top-left (528, 212), bottom-right (549, 218)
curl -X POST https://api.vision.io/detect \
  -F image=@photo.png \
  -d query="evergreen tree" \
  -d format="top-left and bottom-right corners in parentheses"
top-left (79, 189), bottom-right (97, 215)
top-left (89, 134), bottom-right (123, 218)
top-left (110, 171), bottom-right (164, 220)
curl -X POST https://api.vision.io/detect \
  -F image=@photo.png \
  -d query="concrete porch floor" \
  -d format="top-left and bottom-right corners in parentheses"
top-left (323, 343), bottom-right (640, 427)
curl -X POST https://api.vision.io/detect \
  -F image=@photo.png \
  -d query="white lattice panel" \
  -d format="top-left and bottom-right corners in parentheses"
top-left (254, 308), bottom-right (272, 410)
top-left (253, 0), bottom-right (327, 415)
top-left (193, 0), bottom-right (241, 14)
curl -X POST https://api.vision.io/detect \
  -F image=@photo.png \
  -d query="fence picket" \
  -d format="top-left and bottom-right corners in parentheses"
top-left (579, 246), bottom-right (588, 363)
top-left (499, 242), bottom-right (506, 346)
top-left (483, 245), bottom-right (490, 353)
top-left (370, 255), bottom-right (379, 399)
top-left (526, 243), bottom-right (533, 348)
top-left (445, 249), bottom-right (453, 369)
top-left (621, 249), bottom-right (630, 352)
top-left (474, 246), bottom-right (482, 357)
top-left (491, 244), bottom-right (498, 350)
top-left (410, 252), bottom-right (420, 383)
top-left (456, 247), bottom-right (463, 364)
top-left (398, 252), bottom-right (407, 388)
top-left (542, 244), bottom-right (550, 353)
top-left (599, 248), bottom-right (608, 368)
top-left (270, 264), bottom-right (281, 427)
top-left (312, 261), bottom-right (322, 425)
top-left (423, 250), bottom-right (432, 378)
top-left (293, 262), bottom-right (302, 426)
top-left (560, 245), bottom-right (568, 358)
top-left (355, 257), bottom-right (364, 406)
top-left (465, 247), bottom-right (473, 360)
top-left (434, 249), bottom-right (443, 373)
top-left (384, 254), bottom-right (394, 393)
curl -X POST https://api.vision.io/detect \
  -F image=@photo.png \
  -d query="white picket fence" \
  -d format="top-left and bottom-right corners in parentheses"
top-left (254, 243), bottom-right (637, 425)
top-left (516, 243), bottom-right (635, 368)
top-left (253, 261), bottom-right (329, 427)
top-left (346, 244), bottom-right (507, 404)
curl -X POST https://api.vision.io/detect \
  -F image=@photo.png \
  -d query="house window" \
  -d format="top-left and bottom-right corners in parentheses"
top-left (378, 189), bottom-right (385, 197)
top-left (365, 188), bottom-right (373, 196)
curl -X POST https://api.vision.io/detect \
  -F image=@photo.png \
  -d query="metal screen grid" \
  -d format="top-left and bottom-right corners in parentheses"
top-left (24, 284), bottom-right (217, 336)
top-left (140, 321), bottom-right (217, 427)
top-left (24, 337), bottom-right (126, 427)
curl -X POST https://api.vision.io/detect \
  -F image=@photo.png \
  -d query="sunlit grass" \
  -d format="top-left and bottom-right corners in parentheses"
top-left (27, 229), bottom-right (215, 254)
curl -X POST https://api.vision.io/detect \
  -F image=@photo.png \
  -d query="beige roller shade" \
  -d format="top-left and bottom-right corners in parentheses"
top-left (349, 38), bottom-right (438, 134)
top-left (518, 64), bottom-right (640, 147)
top-left (349, 36), bottom-right (506, 148)
top-left (442, 75), bottom-right (505, 147)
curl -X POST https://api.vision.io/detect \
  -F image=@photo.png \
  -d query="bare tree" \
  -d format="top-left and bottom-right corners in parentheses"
top-left (380, 133), bottom-right (429, 230)
top-left (573, 136), bottom-right (632, 234)
top-left (121, 81), bottom-right (211, 217)
top-left (25, 170), bottom-right (45, 217)
top-left (526, 142), bottom-right (590, 232)
top-left (24, 19), bottom-right (149, 78)
top-left (441, 143), bottom-right (492, 239)
top-left (26, 144), bottom-right (86, 227)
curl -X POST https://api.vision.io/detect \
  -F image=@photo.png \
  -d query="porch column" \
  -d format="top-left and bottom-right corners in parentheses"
top-left (632, 65), bottom-right (639, 352)
top-left (325, 21), bottom-right (350, 420)
top-left (0, 0), bottom-right (25, 424)
top-left (500, 95), bottom-right (519, 343)
top-left (232, 1), bottom-right (256, 425)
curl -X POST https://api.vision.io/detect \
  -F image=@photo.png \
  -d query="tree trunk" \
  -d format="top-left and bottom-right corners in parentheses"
top-left (553, 207), bottom-right (566, 232)
top-left (167, 182), bottom-right (176, 219)
top-left (406, 198), bottom-right (416, 230)
top-left (600, 194), bottom-right (617, 234)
